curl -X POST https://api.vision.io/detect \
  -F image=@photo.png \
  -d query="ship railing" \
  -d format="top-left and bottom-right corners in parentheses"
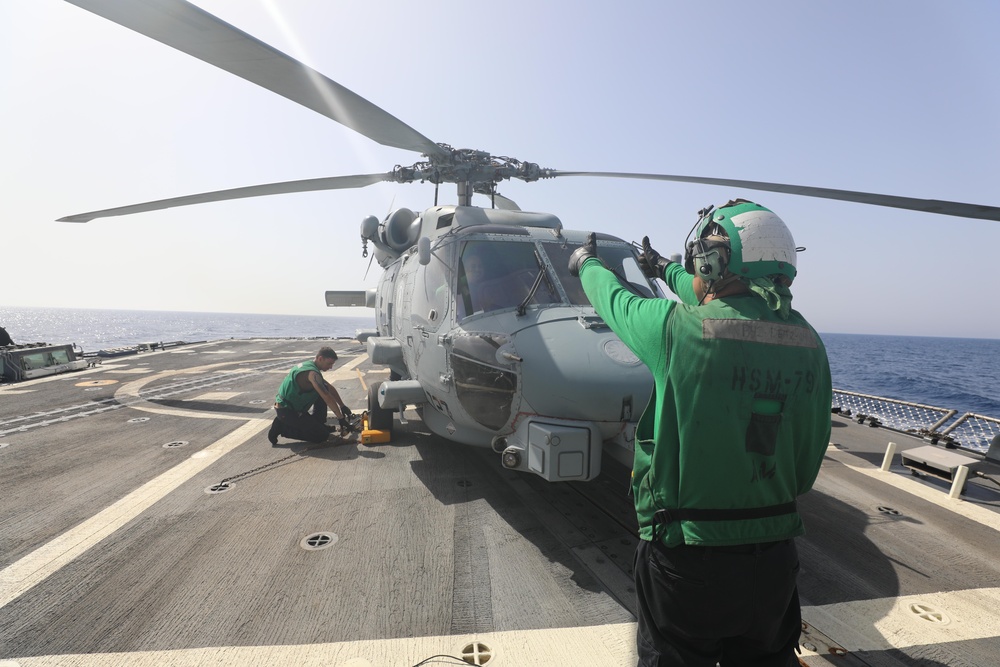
top-left (940, 413), bottom-right (1000, 457)
top-left (832, 389), bottom-right (999, 453)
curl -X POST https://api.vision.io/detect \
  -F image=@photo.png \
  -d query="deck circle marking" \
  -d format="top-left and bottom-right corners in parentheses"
top-left (76, 379), bottom-right (118, 387)
top-left (300, 532), bottom-right (338, 551)
top-left (204, 482), bottom-right (233, 494)
top-left (127, 417), bottom-right (150, 423)
top-left (163, 440), bottom-right (189, 448)
top-left (459, 641), bottom-right (494, 665)
top-left (908, 602), bottom-right (951, 625)
top-left (248, 399), bottom-right (267, 404)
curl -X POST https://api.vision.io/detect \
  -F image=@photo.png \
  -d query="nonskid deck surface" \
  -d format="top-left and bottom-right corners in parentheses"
top-left (0, 339), bottom-right (634, 666)
top-left (0, 338), bottom-right (998, 666)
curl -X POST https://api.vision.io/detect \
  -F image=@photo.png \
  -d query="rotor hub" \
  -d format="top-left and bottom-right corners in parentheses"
top-left (389, 144), bottom-right (548, 193)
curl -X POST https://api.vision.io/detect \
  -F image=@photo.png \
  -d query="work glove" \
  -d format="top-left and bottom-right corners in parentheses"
top-left (568, 232), bottom-right (602, 277)
top-left (637, 236), bottom-right (671, 280)
top-left (338, 416), bottom-right (350, 430)
top-left (342, 405), bottom-right (354, 418)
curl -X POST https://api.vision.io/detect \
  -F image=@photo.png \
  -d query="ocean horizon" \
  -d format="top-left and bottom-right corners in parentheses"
top-left (3, 305), bottom-right (999, 424)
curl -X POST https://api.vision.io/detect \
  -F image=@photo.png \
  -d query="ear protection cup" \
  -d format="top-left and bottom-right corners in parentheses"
top-left (693, 246), bottom-right (728, 282)
top-left (684, 236), bottom-right (730, 281)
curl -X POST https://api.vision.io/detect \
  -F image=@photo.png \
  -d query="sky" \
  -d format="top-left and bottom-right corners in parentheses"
top-left (2, 0), bottom-right (999, 339)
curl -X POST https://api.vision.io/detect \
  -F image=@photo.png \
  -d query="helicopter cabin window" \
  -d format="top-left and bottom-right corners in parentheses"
top-left (456, 240), bottom-right (559, 319)
top-left (542, 240), bottom-right (660, 305)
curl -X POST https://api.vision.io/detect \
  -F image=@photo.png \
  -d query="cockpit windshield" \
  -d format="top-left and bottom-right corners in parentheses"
top-left (541, 240), bottom-right (659, 305)
top-left (455, 237), bottom-right (660, 319)
top-left (457, 241), bottom-right (560, 319)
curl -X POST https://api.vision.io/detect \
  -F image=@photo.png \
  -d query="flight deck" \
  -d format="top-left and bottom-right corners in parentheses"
top-left (2, 338), bottom-right (999, 666)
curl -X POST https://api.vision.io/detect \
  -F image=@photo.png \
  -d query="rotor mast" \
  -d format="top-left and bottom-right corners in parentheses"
top-left (457, 180), bottom-right (472, 207)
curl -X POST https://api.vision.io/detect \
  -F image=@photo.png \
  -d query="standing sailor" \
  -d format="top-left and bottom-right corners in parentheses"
top-left (0, 326), bottom-right (13, 347)
top-left (569, 200), bottom-right (832, 667)
top-left (268, 346), bottom-right (353, 445)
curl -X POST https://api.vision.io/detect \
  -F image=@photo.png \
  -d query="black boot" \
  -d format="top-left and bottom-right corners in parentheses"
top-left (268, 419), bottom-right (282, 446)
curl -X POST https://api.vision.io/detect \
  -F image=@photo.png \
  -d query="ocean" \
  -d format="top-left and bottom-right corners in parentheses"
top-left (3, 305), bottom-right (999, 424)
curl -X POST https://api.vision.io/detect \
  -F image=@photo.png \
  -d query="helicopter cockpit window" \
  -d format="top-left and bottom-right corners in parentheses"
top-left (450, 333), bottom-right (516, 431)
top-left (457, 241), bottom-right (559, 319)
top-left (542, 241), bottom-right (661, 305)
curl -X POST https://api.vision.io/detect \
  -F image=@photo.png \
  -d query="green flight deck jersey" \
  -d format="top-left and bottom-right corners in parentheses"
top-left (275, 360), bottom-right (323, 412)
top-left (580, 259), bottom-right (832, 547)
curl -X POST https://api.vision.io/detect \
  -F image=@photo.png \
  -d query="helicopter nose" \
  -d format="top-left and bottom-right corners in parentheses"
top-left (514, 320), bottom-right (652, 425)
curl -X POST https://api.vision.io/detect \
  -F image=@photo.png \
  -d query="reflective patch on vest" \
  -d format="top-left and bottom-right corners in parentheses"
top-left (702, 319), bottom-right (817, 348)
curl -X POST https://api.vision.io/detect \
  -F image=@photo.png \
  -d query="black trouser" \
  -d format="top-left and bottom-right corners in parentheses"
top-left (273, 399), bottom-right (329, 444)
top-left (634, 538), bottom-right (801, 667)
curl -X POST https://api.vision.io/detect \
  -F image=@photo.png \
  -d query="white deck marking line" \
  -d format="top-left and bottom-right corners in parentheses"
top-left (188, 392), bottom-right (243, 401)
top-left (1, 622), bottom-right (638, 666)
top-left (109, 356), bottom-right (369, 422)
top-left (825, 446), bottom-right (1000, 532)
top-left (803, 587), bottom-right (1000, 652)
top-left (0, 419), bottom-right (268, 610)
top-left (324, 353), bottom-right (366, 382)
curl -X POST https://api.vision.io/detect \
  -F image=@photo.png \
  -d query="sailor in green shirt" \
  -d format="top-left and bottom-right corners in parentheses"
top-left (569, 200), bottom-right (831, 667)
top-left (268, 346), bottom-right (354, 445)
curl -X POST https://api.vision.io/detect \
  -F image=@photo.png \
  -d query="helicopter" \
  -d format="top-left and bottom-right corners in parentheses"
top-left (59, 0), bottom-right (1000, 483)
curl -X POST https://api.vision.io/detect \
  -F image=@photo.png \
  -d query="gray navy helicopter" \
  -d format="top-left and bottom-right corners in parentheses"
top-left (60, 0), bottom-right (1000, 483)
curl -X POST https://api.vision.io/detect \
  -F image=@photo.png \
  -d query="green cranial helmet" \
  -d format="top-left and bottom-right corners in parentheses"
top-left (694, 199), bottom-right (798, 282)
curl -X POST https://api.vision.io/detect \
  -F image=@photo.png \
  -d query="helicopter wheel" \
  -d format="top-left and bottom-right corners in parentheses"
top-left (368, 381), bottom-right (394, 433)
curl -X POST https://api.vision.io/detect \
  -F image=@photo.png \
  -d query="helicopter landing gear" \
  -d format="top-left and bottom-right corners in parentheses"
top-left (367, 381), bottom-right (394, 434)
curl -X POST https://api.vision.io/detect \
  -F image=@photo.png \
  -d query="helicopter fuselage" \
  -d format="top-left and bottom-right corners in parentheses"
top-left (330, 205), bottom-right (658, 482)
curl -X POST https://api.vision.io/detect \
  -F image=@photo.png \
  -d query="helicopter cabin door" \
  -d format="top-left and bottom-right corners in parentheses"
top-left (376, 262), bottom-right (399, 338)
top-left (394, 256), bottom-right (415, 353)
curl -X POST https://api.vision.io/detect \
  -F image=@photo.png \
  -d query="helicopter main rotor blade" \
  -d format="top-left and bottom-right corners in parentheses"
top-left (58, 173), bottom-right (391, 223)
top-left (64, 0), bottom-right (447, 158)
top-left (547, 171), bottom-right (1000, 223)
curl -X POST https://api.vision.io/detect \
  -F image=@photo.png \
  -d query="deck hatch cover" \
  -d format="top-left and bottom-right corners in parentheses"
top-left (300, 532), bottom-right (339, 550)
top-left (909, 602), bottom-right (951, 625)
top-left (204, 482), bottom-right (233, 494)
top-left (459, 642), bottom-right (493, 665)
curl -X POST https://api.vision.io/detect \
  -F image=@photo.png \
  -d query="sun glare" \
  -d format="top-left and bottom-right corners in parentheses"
top-left (256, 1), bottom-right (388, 174)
